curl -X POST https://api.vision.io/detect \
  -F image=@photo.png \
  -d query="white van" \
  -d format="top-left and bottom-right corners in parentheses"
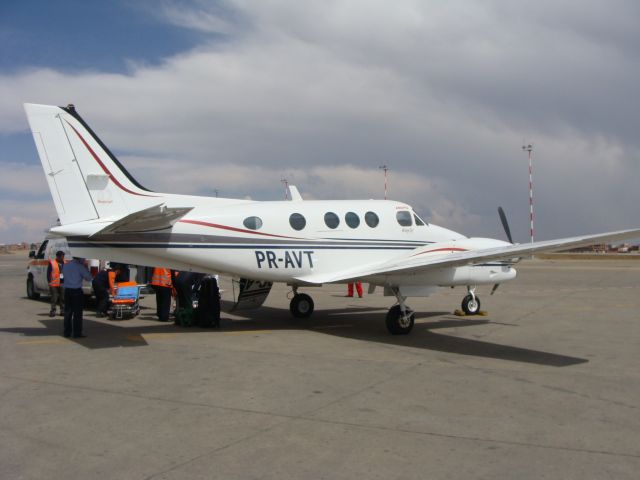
top-left (26, 236), bottom-right (151, 299)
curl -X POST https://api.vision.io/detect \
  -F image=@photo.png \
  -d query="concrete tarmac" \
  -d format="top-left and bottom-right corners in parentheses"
top-left (1, 254), bottom-right (639, 479)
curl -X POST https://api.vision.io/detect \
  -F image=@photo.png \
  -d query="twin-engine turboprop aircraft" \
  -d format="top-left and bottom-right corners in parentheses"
top-left (24, 103), bottom-right (640, 334)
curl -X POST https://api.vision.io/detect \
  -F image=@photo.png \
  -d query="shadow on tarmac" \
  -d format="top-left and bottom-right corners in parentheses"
top-left (4, 297), bottom-right (588, 367)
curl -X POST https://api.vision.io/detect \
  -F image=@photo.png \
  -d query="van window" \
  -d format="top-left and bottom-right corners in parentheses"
top-left (36, 240), bottom-right (48, 259)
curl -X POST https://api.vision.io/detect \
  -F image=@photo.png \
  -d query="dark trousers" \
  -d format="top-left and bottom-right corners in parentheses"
top-left (176, 284), bottom-right (192, 311)
top-left (93, 283), bottom-right (110, 314)
top-left (196, 277), bottom-right (220, 328)
top-left (64, 288), bottom-right (84, 337)
top-left (154, 286), bottom-right (172, 321)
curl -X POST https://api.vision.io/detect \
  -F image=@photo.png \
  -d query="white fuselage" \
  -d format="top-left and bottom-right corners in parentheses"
top-left (60, 197), bottom-right (517, 289)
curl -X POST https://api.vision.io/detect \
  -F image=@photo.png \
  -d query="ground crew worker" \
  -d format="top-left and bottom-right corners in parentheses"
top-left (47, 250), bottom-right (65, 317)
top-left (150, 267), bottom-right (173, 322)
top-left (347, 281), bottom-right (363, 298)
top-left (62, 257), bottom-right (92, 338)
top-left (92, 265), bottom-right (119, 318)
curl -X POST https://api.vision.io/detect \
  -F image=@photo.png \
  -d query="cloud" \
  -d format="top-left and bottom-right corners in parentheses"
top-left (0, 161), bottom-right (49, 196)
top-left (1, 0), bottom-right (638, 243)
top-left (0, 200), bottom-right (56, 243)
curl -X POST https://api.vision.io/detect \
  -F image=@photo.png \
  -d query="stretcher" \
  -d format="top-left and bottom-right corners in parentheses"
top-left (108, 281), bottom-right (141, 320)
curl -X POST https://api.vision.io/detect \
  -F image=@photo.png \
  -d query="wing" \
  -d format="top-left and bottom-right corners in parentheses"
top-left (296, 228), bottom-right (640, 284)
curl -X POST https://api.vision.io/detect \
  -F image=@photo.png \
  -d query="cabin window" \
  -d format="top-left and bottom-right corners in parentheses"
top-left (243, 216), bottom-right (263, 230)
top-left (324, 212), bottom-right (340, 229)
top-left (345, 212), bottom-right (360, 228)
top-left (413, 213), bottom-right (426, 226)
top-left (365, 211), bottom-right (379, 228)
top-left (396, 211), bottom-right (413, 227)
top-left (36, 240), bottom-right (48, 259)
top-left (289, 213), bottom-right (306, 231)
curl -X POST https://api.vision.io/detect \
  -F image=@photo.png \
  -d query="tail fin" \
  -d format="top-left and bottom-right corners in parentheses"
top-left (24, 103), bottom-right (161, 225)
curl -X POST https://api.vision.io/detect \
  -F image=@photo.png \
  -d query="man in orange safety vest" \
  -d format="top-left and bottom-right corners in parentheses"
top-left (47, 250), bottom-right (65, 317)
top-left (150, 267), bottom-right (173, 322)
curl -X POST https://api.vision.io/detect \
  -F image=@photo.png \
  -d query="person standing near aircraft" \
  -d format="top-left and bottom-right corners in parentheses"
top-left (347, 281), bottom-right (363, 298)
top-left (151, 267), bottom-right (173, 322)
top-left (92, 265), bottom-right (119, 317)
top-left (47, 250), bottom-right (65, 317)
top-left (62, 257), bottom-right (92, 338)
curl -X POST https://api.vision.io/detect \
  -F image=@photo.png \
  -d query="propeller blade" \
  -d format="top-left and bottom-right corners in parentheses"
top-left (490, 284), bottom-right (500, 295)
top-left (498, 206), bottom-right (513, 244)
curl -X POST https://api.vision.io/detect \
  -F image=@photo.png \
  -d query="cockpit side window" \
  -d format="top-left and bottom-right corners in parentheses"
top-left (396, 211), bottom-right (413, 227)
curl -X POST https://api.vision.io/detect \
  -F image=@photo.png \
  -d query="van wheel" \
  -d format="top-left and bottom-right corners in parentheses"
top-left (27, 276), bottom-right (40, 300)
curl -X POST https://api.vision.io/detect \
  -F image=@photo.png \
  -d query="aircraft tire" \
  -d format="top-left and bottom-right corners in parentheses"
top-left (26, 275), bottom-right (40, 300)
top-left (461, 294), bottom-right (481, 315)
top-left (386, 305), bottom-right (414, 335)
top-left (290, 293), bottom-right (314, 318)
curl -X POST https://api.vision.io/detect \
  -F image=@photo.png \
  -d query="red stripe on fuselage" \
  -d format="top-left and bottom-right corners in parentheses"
top-left (179, 219), bottom-right (299, 239)
top-left (65, 121), bottom-right (157, 198)
top-left (411, 247), bottom-right (468, 257)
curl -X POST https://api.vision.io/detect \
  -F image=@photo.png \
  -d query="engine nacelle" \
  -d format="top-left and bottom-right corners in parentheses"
top-left (383, 264), bottom-right (517, 289)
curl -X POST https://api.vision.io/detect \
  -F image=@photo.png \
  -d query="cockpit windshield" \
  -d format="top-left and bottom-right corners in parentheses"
top-left (413, 212), bottom-right (427, 226)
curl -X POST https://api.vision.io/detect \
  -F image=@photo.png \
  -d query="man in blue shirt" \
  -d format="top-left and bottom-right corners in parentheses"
top-left (62, 257), bottom-right (93, 338)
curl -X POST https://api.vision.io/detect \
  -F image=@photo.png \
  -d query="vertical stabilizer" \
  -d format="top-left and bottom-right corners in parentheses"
top-left (24, 103), bottom-right (161, 225)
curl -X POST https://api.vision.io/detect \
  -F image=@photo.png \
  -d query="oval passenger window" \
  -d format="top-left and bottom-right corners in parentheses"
top-left (324, 212), bottom-right (340, 229)
top-left (365, 211), bottom-right (379, 228)
top-left (289, 213), bottom-right (306, 231)
top-left (243, 216), bottom-right (263, 230)
top-left (345, 212), bottom-right (360, 228)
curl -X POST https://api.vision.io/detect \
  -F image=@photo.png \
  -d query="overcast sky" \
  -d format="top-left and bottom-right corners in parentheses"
top-left (1, 0), bottom-right (638, 244)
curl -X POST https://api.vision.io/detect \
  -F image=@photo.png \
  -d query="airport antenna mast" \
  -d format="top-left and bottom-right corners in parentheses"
top-left (378, 164), bottom-right (389, 200)
top-left (522, 144), bottom-right (534, 244)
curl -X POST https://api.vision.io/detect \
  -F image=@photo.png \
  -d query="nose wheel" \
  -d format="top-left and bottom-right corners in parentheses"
top-left (461, 287), bottom-right (481, 315)
top-left (290, 293), bottom-right (314, 318)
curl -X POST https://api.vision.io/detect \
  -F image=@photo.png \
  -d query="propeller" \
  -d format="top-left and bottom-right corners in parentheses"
top-left (498, 206), bottom-right (513, 244)
top-left (492, 206), bottom-right (514, 295)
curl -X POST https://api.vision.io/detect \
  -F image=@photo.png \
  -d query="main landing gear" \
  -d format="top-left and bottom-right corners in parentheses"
top-left (386, 287), bottom-right (415, 335)
top-left (289, 286), bottom-right (314, 318)
top-left (461, 286), bottom-right (481, 315)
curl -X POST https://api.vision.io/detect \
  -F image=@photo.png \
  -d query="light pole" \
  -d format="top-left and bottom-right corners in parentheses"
top-left (378, 164), bottom-right (389, 200)
top-left (281, 178), bottom-right (289, 200)
top-left (522, 144), bottom-right (534, 244)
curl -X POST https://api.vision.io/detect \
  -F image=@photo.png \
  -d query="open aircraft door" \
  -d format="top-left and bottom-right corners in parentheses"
top-left (231, 278), bottom-right (273, 311)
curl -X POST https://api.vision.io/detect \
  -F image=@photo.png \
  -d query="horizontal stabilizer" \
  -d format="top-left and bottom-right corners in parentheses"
top-left (91, 203), bottom-right (193, 236)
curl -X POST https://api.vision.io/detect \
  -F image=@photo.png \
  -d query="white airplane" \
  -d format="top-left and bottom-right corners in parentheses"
top-left (24, 103), bottom-right (640, 334)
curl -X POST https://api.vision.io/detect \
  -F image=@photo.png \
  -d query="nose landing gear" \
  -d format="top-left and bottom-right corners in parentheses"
top-left (461, 286), bottom-right (481, 315)
top-left (289, 286), bottom-right (314, 318)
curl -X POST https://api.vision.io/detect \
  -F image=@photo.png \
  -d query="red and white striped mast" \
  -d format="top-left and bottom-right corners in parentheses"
top-left (522, 144), bottom-right (534, 244)
top-left (378, 164), bottom-right (389, 200)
